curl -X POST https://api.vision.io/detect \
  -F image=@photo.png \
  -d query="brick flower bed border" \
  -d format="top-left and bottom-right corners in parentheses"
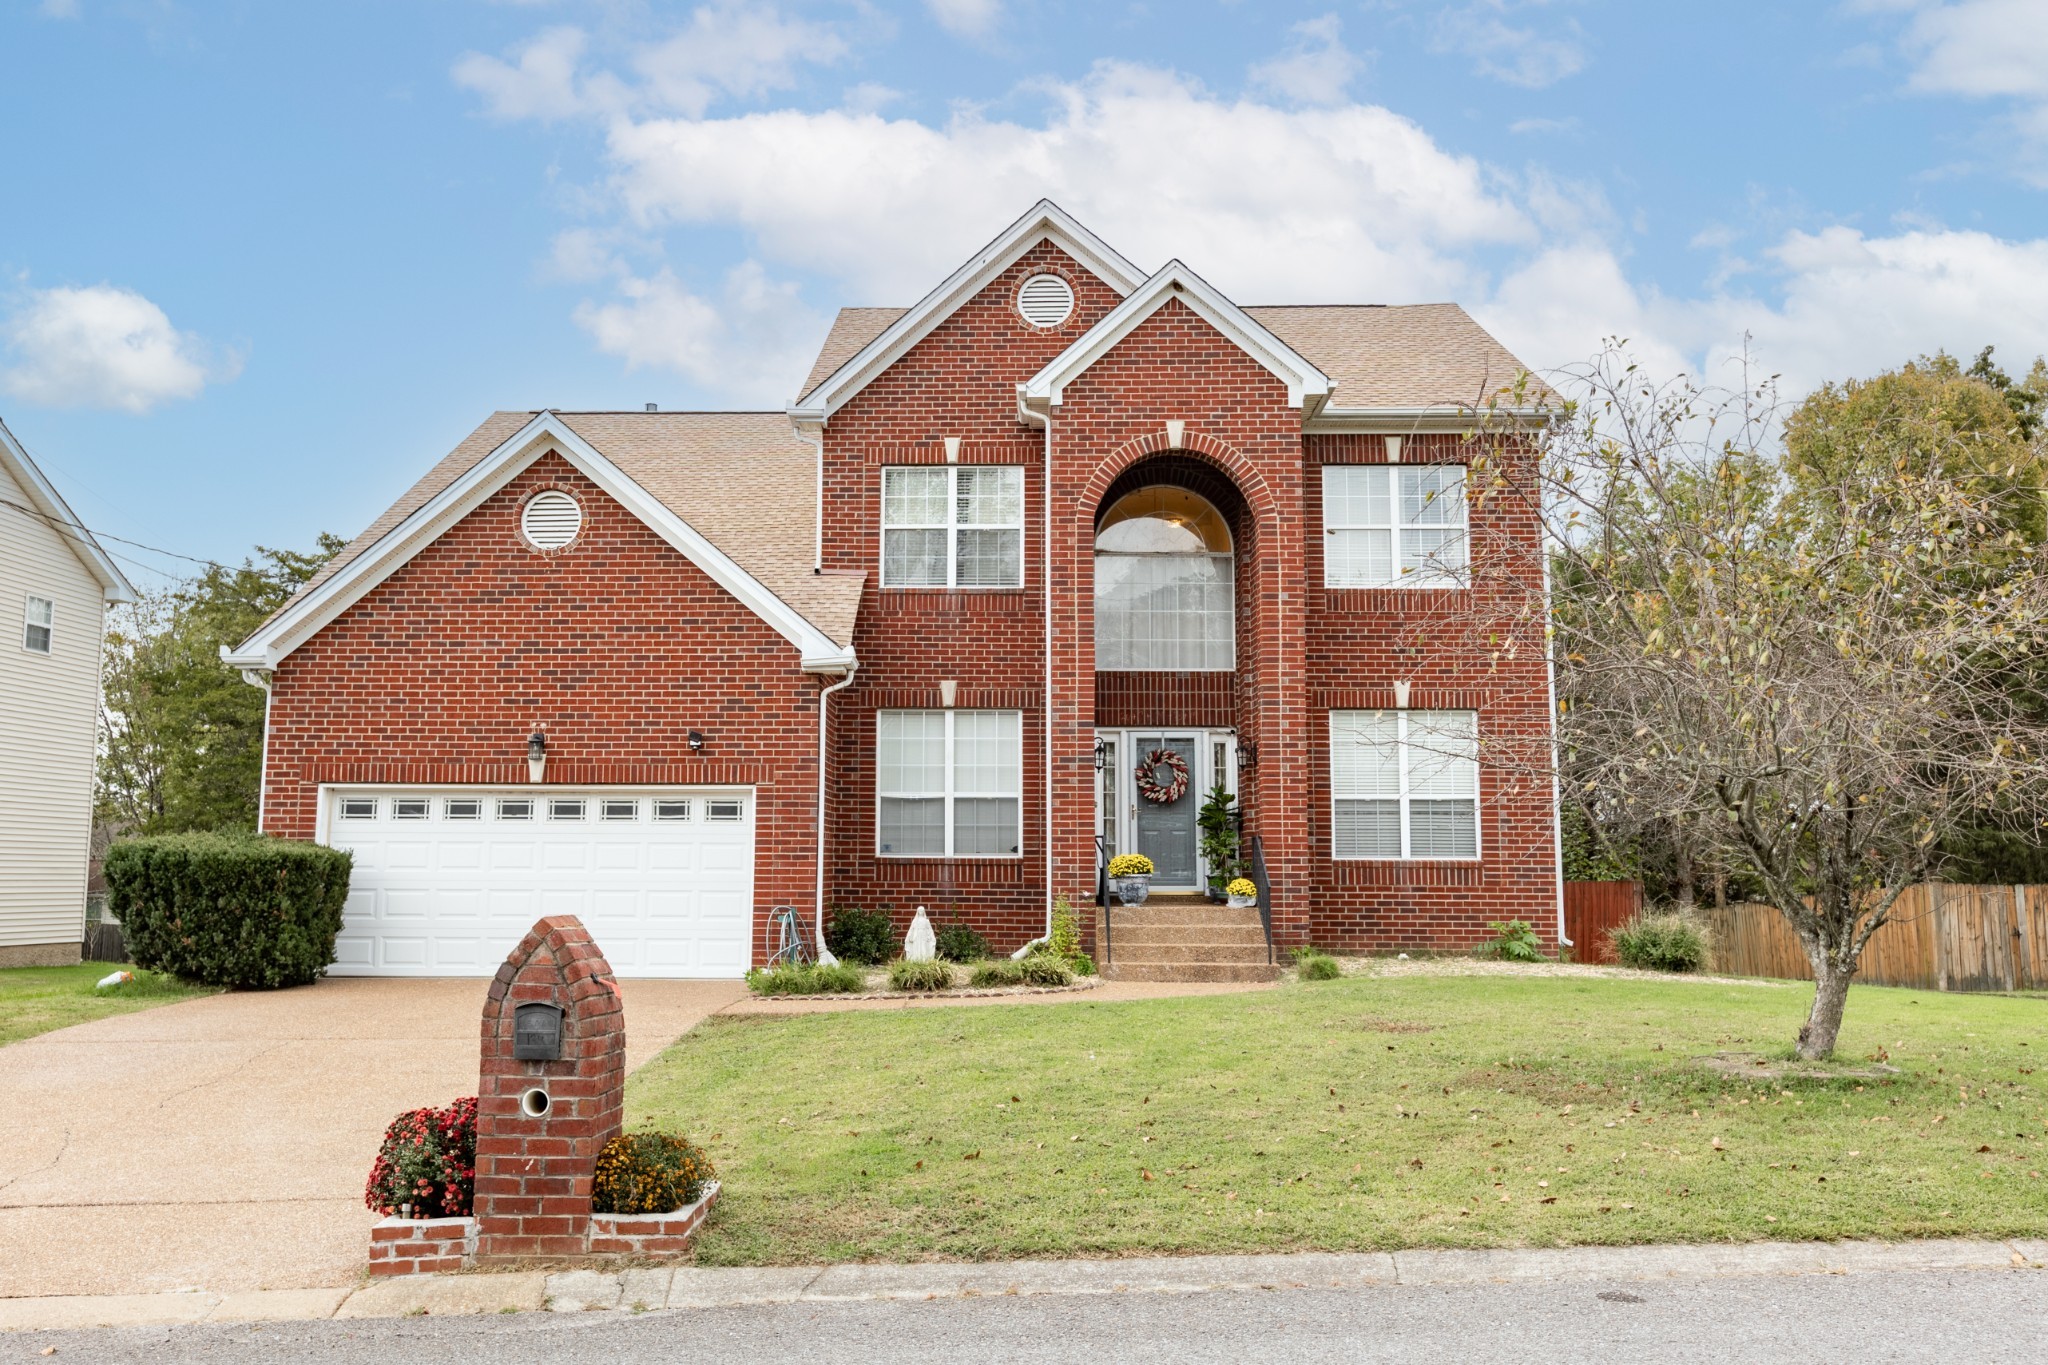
top-left (367, 1184), bottom-right (721, 1276)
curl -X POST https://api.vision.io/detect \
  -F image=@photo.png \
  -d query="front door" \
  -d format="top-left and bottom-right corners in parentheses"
top-left (1126, 732), bottom-right (1202, 889)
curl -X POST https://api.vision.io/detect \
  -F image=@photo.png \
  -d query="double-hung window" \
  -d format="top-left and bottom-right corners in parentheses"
top-left (876, 710), bottom-right (1022, 856)
top-left (22, 595), bottom-right (53, 654)
top-left (881, 466), bottom-right (1023, 588)
top-left (1330, 710), bottom-right (1480, 859)
top-left (1323, 465), bottom-right (1469, 588)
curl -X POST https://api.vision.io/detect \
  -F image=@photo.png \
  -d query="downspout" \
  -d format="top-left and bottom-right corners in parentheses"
top-left (1023, 386), bottom-right (1054, 943)
top-left (1542, 540), bottom-right (1570, 952)
top-left (815, 663), bottom-right (859, 965)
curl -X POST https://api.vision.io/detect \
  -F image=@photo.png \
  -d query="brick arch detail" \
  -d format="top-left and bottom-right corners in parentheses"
top-left (1080, 428), bottom-right (1279, 526)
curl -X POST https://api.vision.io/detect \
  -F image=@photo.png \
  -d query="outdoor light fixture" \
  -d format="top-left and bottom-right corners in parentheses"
top-left (1093, 738), bottom-right (1109, 771)
top-left (688, 730), bottom-right (706, 752)
top-left (1236, 741), bottom-right (1259, 770)
top-left (526, 730), bottom-right (547, 783)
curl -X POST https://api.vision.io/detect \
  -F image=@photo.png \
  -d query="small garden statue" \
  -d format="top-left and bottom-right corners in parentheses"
top-left (904, 905), bottom-right (937, 962)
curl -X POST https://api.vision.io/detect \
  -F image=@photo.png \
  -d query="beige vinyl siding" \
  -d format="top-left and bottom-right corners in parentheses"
top-left (0, 458), bottom-right (105, 950)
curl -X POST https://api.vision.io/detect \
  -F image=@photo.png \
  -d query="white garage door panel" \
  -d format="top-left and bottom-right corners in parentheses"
top-left (325, 787), bottom-right (756, 979)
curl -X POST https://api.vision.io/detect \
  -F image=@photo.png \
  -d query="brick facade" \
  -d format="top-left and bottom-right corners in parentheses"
top-left (259, 226), bottom-right (1560, 968)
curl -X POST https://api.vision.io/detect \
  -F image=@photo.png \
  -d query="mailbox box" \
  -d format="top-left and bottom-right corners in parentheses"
top-left (512, 1001), bottom-right (564, 1061)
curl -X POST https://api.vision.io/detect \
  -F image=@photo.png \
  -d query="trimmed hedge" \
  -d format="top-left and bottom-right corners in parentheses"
top-left (105, 834), bottom-right (352, 989)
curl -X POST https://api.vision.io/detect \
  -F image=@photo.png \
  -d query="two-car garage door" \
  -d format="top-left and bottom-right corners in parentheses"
top-left (323, 787), bottom-right (755, 978)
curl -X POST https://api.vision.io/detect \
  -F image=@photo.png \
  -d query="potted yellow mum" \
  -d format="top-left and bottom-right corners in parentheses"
top-left (1225, 877), bottom-right (1258, 909)
top-left (1107, 852), bottom-right (1155, 905)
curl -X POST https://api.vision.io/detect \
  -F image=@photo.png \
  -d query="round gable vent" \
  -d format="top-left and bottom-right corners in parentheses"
top-left (521, 490), bottom-right (583, 550)
top-left (1017, 273), bottom-right (1075, 329)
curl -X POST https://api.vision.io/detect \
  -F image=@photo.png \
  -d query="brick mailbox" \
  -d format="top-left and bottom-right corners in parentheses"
top-left (367, 914), bottom-right (718, 1275)
top-left (473, 914), bottom-right (627, 1262)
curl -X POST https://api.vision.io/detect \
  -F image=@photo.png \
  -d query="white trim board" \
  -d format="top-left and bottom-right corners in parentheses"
top-left (789, 200), bottom-right (1147, 422)
top-left (224, 412), bottom-right (856, 675)
top-left (1020, 262), bottom-right (1333, 417)
top-left (0, 416), bottom-right (136, 602)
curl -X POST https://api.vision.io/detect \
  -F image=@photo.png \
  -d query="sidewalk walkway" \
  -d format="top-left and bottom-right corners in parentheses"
top-left (4, 1238), bottom-right (2041, 1332)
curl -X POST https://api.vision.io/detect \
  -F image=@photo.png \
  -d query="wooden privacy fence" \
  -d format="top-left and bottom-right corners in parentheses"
top-left (1703, 885), bottom-right (2048, 993)
top-left (1562, 880), bottom-right (1643, 962)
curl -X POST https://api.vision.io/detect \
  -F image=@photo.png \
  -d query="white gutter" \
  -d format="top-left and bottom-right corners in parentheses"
top-left (815, 663), bottom-right (859, 964)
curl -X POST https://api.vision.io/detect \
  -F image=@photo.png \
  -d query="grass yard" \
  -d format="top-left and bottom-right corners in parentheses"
top-left (0, 963), bottom-right (215, 1046)
top-left (625, 968), bottom-right (2048, 1264)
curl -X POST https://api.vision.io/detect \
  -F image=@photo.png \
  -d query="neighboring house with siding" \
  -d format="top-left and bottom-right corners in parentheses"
top-left (0, 417), bottom-right (136, 966)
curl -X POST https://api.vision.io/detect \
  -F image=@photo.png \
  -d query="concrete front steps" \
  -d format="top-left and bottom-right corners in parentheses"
top-left (1098, 894), bottom-right (1278, 983)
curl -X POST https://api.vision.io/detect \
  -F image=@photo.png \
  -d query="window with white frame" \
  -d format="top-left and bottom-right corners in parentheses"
top-left (881, 466), bottom-right (1023, 588)
top-left (22, 595), bottom-right (54, 654)
top-left (1322, 465), bottom-right (1469, 588)
top-left (1330, 710), bottom-right (1480, 859)
top-left (877, 710), bottom-right (1021, 856)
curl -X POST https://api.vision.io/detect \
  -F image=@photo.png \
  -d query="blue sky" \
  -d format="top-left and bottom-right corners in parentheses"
top-left (6, 0), bottom-right (2048, 577)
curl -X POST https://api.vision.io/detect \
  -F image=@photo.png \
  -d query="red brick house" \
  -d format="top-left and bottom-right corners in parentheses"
top-left (228, 202), bottom-right (1562, 980)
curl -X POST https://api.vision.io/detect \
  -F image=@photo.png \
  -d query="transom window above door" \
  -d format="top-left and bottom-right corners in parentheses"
top-left (881, 466), bottom-right (1024, 588)
top-left (1095, 486), bottom-right (1235, 671)
top-left (1323, 465), bottom-right (1469, 588)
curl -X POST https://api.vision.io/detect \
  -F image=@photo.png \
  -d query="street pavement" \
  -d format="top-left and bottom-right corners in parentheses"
top-left (12, 1264), bottom-right (2045, 1363)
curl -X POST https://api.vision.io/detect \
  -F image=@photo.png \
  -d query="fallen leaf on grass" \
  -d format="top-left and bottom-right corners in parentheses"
top-left (1539, 1196), bottom-right (1557, 1205)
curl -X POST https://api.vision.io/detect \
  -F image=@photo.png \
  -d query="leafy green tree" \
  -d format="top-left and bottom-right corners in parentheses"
top-left (98, 536), bottom-right (342, 834)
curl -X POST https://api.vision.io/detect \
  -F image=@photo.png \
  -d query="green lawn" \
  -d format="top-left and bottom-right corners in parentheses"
top-left (0, 963), bottom-right (215, 1046)
top-left (625, 969), bottom-right (2048, 1264)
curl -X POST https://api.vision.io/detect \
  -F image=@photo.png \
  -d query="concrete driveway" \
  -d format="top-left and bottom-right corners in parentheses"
top-left (0, 977), bottom-right (747, 1299)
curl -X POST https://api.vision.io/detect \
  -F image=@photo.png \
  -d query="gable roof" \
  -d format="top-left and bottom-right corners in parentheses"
top-left (0, 416), bottom-right (137, 602)
top-left (798, 296), bottom-right (1541, 420)
top-left (229, 411), bottom-right (861, 673)
top-left (1020, 261), bottom-right (1333, 416)
top-left (790, 200), bottom-right (1146, 418)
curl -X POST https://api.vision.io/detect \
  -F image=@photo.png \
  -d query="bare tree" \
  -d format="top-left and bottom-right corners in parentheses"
top-left (1459, 350), bottom-right (2048, 1059)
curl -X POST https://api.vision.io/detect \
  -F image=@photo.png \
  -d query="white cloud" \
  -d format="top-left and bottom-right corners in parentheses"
top-left (1248, 14), bottom-right (1368, 108)
top-left (1864, 0), bottom-right (2048, 181)
top-left (925, 0), bottom-right (1002, 40)
top-left (573, 261), bottom-right (828, 405)
top-left (1507, 115), bottom-right (1578, 135)
top-left (453, 26), bottom-right (600, 122)
top-left (40, 0), bottom-right (80, 19)
top-left (452, 4), bottom-right (845, 122)
top-left (1431, 2), bottom-right (1588, 90)
top-left (602, 62), bottom-right (1532, 303)
top-left (1, 285), bottom-right (232, 414)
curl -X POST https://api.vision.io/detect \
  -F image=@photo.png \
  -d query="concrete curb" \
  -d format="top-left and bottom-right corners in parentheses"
top-left (4, 1238), bottom-right (2043, 1331)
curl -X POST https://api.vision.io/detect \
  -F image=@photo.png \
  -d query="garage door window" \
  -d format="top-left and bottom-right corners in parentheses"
top-left (393, 798), bottom-right (429, 820)
top-left (446, 799), bottom-right (482, 819)
top-left (498, 799), bottom-right (534, 820)
top-left (655, 799), bottom-right (691, 820)
top-left (341, 797), bottom-right (377, 820)
top-left (876, 710), bottom-right (1021, 857)
top-left (602, 799), bottom-right (638, 821)
top-left (707, 799), bottom-right (744, 821)
top-left (550, 799), bottom-right (586, 820)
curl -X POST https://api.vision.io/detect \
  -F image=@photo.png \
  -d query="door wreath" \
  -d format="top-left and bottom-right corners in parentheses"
top-left (1134, 748), bottom-right (1191, 804)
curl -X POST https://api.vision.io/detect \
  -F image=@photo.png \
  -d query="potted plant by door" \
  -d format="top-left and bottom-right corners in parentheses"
top-left (1107, 853), bottom-right (1155, 906)
top-left (1197, 783), bottom-right (1239, 900)
top-left (1225, 877), bottom-right (1259, 910)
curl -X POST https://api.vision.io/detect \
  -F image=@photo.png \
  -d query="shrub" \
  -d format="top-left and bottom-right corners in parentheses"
top-left (1048, 894), bottom-right (1083, 960)
top-left (1068, 951), bottom-right (1096, 977)
top-left (825, 906), bottom-right (895, 965)
top-left (1481, 919), bottom-right (1545, 963)
top-left (592, 1131), bottom-right (716, 1215)
top-left (1018, 952), bottom-right (1074, 987)
top-left (887, 958), bottom-right (956, 992)
top-left (1297, 952), bottom-right (1342, 981)
top-left (106, 833), bottom-right (352, 989)
top-left (1610, 913), bottom-right (1711, 973)
top-left (365, 1096), bottom-right (477, 1218)
top-left (935, 922), bottom-right (990, 963)
top-left (1106, 853), bottom-right (1154, 878)
top-left (969, 958), bottom-right (1024, 988)
top-left (745, 961), bottom-right (866, 996)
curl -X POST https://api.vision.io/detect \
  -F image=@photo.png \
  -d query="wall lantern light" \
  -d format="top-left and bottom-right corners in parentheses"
top-left (1093, 737), bottom-right (1109, 771)
top-left (526, 730), bottom-right (547, 783)
top-left (688, 729), bottom-right (706, 753)
top-left (1236, 741), bottom-right (1259, 771)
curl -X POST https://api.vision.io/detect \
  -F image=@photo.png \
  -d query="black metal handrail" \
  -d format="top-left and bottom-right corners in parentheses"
top-left (1248, 833), bottom-right (1275, 966)
top-left (1095, 834), bottom-right (1112, 967)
